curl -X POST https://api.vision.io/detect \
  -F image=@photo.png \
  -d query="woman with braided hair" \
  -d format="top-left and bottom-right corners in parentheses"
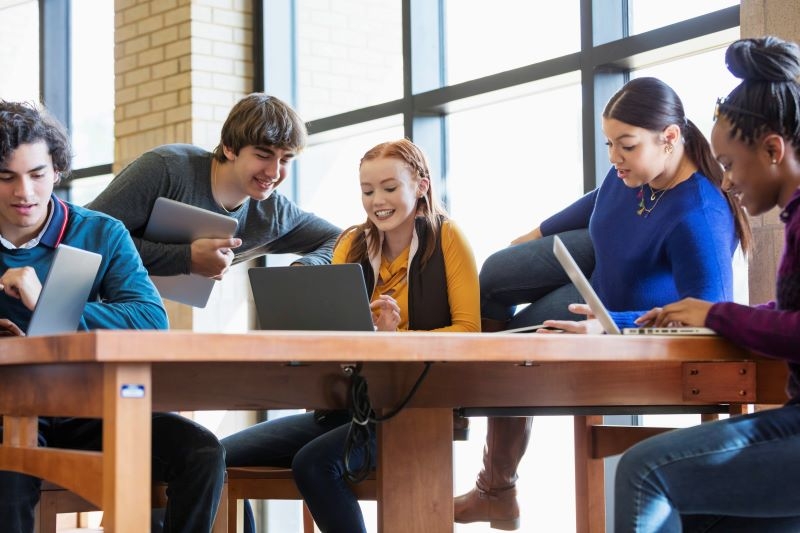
top-left (614, 35), bottom-right (800, 532)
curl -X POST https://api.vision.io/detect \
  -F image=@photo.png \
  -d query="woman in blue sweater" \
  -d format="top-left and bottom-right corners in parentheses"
top-left (455, 77), bottom-right (752, 529)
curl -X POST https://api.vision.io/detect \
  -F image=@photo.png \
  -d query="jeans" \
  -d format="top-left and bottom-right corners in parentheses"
top-left (479, 228), bottom-right (594, 328)
top-left (614, 403), bottom-right (800, 532)
top-left (221, 410), bottom-right (363, 533)
top-left (0, 412), bottom-right (225, 533)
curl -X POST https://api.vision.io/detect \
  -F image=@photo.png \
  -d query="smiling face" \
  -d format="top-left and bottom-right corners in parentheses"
top-left (0, 141), bottom-right (57, 246)
top-left (602, 118), bottom-right (674, 188)
top-left (223, 144), bottom-right (296, 201)
top-left (359, 156), bottom-right (426, 240)
top-left (710, 117), bottom-right (785, 216)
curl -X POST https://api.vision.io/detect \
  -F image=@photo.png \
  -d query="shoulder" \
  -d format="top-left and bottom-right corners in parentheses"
top-left (67, 202), bottom-right (127, 230)
top-left (440, 219), bottom-right (473, 251)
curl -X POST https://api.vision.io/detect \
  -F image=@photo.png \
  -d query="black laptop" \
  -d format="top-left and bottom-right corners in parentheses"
top-left (248, 263), bottom-right (375, 331)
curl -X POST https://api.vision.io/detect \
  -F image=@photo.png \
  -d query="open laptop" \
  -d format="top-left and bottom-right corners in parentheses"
top-left (248, 263), bottom-right (375, 331)
top-left (143, 197), bottom-right (238, 308)
top-left (26, 243), bottom-right (102, 337)
top-left (552, 235), bottom-right (716, 336)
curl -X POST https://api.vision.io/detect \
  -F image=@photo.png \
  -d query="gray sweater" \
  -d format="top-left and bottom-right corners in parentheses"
top-left (87, 144), bottom-right (341, 275)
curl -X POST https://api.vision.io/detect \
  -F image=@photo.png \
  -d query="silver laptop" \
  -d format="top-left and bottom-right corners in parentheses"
top-left (552, 235), bottom-right (716, 336)
top-left (26, 243), bottom-right (102, 336)
top-left (143, 197), bottom-right (238, 308)
top-left (248, 263), bottom-right (375, 331)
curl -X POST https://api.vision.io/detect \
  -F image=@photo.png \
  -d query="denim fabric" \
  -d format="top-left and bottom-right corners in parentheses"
top-left (479, 228), bottom-right (594, 328)
top-left (221, 410), bottom-right (355, 533)
top-left (0, 412), bottom-right (225, 533)
top-left (614, 404), bottom-right (800, 532)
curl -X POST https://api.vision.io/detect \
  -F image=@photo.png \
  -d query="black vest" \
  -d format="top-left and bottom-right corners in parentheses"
top-left (360, 217), bottom-right (452, 331)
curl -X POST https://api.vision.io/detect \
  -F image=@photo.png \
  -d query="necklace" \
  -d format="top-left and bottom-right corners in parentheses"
top-left (636, 173), bottom-right (684, 218)
top-left (211, 160), bottom-right (231, 214)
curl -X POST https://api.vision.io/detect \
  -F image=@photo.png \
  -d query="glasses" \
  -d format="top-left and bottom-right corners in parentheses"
top-left (713, 96), bottom-right (768, 122)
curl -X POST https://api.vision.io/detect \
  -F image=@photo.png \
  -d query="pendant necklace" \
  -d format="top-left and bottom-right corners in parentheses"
top-left (636, 172), bottom-right (682, 218)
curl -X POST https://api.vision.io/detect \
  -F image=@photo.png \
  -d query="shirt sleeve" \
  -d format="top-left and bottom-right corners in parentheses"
top-left (79, 218), bottom-right (168, 330)
top-left (260, 197), bottom-right (342, 266)
top-left (433, 220), bottom-right (481, 333)
top-left (706, 301), bottom-right (800, 362)
top-left (540, 189), bottom-right (598, 236)
top-left (87, 151), bottom-right (193, 276)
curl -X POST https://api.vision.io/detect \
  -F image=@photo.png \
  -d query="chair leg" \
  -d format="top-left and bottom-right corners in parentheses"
top-left (302, 502), bottom-right (315, 533)
top-left (212, 480), bottom-right (228, 533)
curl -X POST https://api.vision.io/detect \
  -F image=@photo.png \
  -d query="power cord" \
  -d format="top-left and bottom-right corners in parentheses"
top-left (343, 361), bottom-right (432, 483)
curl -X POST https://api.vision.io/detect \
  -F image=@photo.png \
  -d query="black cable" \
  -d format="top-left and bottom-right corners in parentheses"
top-left (343, 362), bottom-right (432, 483)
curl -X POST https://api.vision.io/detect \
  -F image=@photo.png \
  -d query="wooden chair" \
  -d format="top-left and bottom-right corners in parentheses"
top-left (36, 479), bottom-right (228, 533)
top-left (226, 466), bottom-right (377, 533)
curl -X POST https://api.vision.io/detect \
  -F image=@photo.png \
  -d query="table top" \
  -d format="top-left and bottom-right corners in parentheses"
top-left (0, 329), bottom-right (760, 365)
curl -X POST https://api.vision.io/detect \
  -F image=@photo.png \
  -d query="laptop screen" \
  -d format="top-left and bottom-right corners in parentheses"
top-left (248, 263), bottom-right (375, 331)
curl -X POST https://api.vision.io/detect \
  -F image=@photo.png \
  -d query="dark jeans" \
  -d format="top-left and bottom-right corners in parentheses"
top-left (479, 228), bottom-right (594, 327)
top-left (221, 410), bottom-right (371, 533)
top-left (0, 412), bottom-right (225, 533)
top-left (615, 404), bottom-right (800, 532)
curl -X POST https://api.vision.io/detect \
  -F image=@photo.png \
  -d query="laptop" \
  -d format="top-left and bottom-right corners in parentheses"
top-left (26, 243), bottom-right (102, 337)
top-left (552, 235), bottom-right (717, 336)
top-left (143, 197), bottom-right (238, 308)
top-left (248, 263), bottom-right (375, 331)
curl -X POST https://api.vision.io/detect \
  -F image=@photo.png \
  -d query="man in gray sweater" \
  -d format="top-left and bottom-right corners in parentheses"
top-left (89, 93), bottom-right (341, 282)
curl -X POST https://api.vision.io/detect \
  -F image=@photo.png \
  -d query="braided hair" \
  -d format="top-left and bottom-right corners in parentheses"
top-left (718, 36), bottom-right (800, 156)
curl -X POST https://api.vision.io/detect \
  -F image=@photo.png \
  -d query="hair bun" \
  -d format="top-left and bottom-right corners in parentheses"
top-left (725, 36), bottom-right (800, 83)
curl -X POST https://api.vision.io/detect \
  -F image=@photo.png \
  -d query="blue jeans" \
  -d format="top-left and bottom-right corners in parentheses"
top-left (479, 228), bottom-right (594, 327)
top-left (0, 412), bottom-right (225, 533)
top-left (221, 410), bottom-right (370, 533)
top-left (614, 404), bottom-right (800, 532)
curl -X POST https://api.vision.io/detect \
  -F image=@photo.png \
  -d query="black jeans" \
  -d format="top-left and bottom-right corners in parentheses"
top-left (0, 412), bottom-right (225, 533)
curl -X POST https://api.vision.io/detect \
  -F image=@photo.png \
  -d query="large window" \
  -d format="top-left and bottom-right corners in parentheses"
top-left (259, 2), bottom-right (743, 532)
top-left (0, 0), bottom-right (39, 102)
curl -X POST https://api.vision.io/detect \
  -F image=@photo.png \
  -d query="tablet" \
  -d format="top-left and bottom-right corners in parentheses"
top-left (143, 197), bottom-right (238, 308)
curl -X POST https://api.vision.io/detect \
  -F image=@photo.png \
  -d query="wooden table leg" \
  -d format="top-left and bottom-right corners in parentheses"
top-left (574, 415), bottom-right (605, 533)
top-left (377, 407), bottom-right (453, 533)
top-left (102, 363), bottom-right (152, 533)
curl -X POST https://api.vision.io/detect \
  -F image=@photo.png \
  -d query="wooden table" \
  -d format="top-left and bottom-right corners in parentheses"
top-left (0, 330), bottom-right (788, 533)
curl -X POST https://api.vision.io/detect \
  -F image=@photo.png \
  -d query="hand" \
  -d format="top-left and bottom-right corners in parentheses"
top-left (510, 227), bottom-right (542, 246)
top-left (370, 294), bottom-right (401, 331)
top-left (647, 298), bottom-right (714, 327)
top-left (540, 303), bottom-right (605, 335)
top-left (0, 318), bottom-right (24, 337)
top-left (190, 237), bottom-right (242, 280)
top-left (0, 267), bottom-right (42, 310)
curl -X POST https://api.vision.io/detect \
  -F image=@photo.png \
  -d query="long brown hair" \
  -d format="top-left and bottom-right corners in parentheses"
top-left (337, 138), bottom-right (449, 266)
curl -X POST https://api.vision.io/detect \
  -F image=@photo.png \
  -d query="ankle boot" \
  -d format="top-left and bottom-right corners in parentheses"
top-left (454, 416), bottom-right (533, 530)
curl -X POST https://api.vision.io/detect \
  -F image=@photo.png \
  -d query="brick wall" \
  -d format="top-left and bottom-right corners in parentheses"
top-left (114, 0), bottom-right (254, 330)
top-left (740, 0), bottom-right (800, 304)
top-left (114, 0), bottom-right (253, 171)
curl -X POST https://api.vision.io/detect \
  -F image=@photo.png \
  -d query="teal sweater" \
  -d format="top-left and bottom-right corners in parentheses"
top-left (0, 195), bottom-right (167, 333)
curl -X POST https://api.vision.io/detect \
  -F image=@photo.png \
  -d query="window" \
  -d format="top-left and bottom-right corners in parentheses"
top-left (257, 2), bottom-right (742, 531)
top-left (0, 0), bottom-right (39, 102)
top-left (70, 0), bottom-right (115, 170)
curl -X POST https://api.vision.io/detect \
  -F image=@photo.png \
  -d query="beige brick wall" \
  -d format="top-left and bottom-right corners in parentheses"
top-left (740, 0), bottom-right (800, 304)
top-left (114, 0), bottom-right (254, 329)
top-left (114, 0), bottom-right (253, 171)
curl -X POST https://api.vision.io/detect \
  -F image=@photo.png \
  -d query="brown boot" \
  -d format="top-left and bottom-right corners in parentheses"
top-left (454, 416), bottom-right (533, 530)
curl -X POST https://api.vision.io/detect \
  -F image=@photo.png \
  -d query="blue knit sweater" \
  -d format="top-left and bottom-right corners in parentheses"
top-left (541, 167), bottom-right (737, 328)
